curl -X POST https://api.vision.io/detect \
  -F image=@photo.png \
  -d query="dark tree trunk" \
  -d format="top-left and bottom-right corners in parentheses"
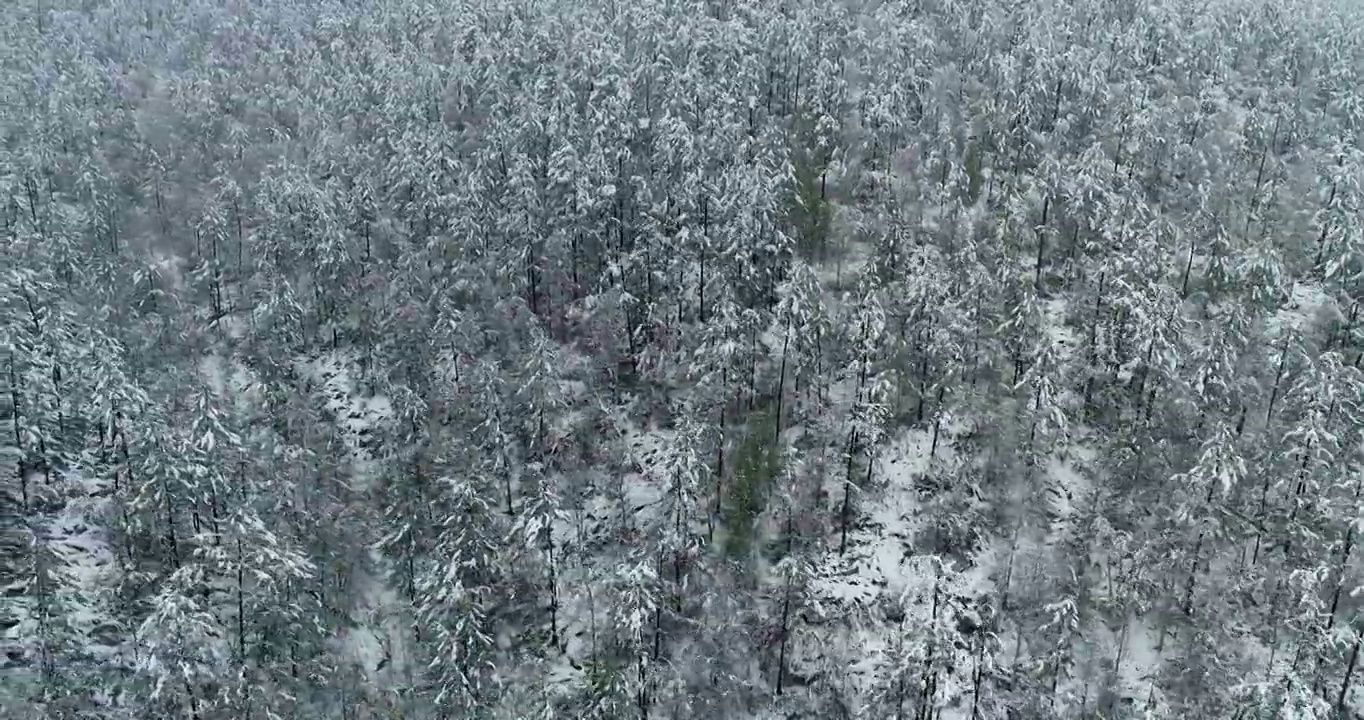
top-left (1336, 634), bottom-right (1360, 718)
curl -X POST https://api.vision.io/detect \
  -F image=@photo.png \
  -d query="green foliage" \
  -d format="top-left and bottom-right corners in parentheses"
top-left (584, 657), bottom-right (620, 696)
top-left (788, 112), bottom-right (835, 262)
top-left (965, 138), bottom-right (984, 204)
top-left (579, 657), bottom-right (634, 720)
top-left (723, 408), bottom-right (783, 559)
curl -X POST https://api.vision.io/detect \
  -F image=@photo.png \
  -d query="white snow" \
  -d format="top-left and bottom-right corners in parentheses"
top-left (815, 231), bottom-right (870, 289)
top-left (294, 349), bottom-right (394, 491)
top-left (1044, 455), bottom-right (1089, 547)
top-left (150, 252), bottom-right (186, 292)
top-left (15, 470), bottom-right (127, 669)
top-left (1267, 281), bottom-right (1330, 338)
top-left (796, 413), bottom-right (986, 713)
top-left (1044, 296), bottom-right (1079, 358)
top-left (333, 547), bottom-right (413, 688)
top-left (1114, 616), bottom-right (1163, 701)
top-left (199, 352), bottom-right (259, 414)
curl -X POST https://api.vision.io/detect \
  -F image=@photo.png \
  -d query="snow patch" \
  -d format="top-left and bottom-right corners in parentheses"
top-left (809, 422), bottom-right (966, 607)
top-left (1043, 296), bottom-right (1079, 361)
top-left (1267, 281), bottom-right (1330, 339)
top-left (1101, 615), bottom-right (1164, 704)
top-left (1044, 455), bottom-right (1090, 546)
top-left (334, 548), bottom-right (412, 684)
top-left (1, 470), bottom-right (129, 671)
top-left (295, 350), bottom-right (394, 490)
top-left (199, 353), bottom-right (258, 413)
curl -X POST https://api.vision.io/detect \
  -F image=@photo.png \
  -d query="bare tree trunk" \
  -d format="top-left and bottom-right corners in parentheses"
top-left (775, 572), bottom-right (793, 695)
top-left (774, 319), bottom-right (791, 445)
top-left (1336, 633), bottom-right (1360, 718)
top-left (547, 523), bottom-right (559, 648)
top-left (1034, 197), bottom-right (1049, 292)
top-left (839, 428), bottom-right (857, 555)
top-left (1265, 337), bottom-right (1291, 427)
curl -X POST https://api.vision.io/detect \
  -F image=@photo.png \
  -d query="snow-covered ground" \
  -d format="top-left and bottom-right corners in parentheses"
top-left (793, 411), bottom-right (993, 712)
top-left (294, 349), bottom-right (394, 491)
top-left (44, 470), bottom-right (123, 662)
top-left (786, 280), bottom-right (1180, 716)
top-left (2, 468), bottom-right (126, 674)
top-left (199, 352), bottom-right (259, 415)
top-left (810, 422), bottom-right (964, 605)
top-left (1267, 280), bottom-right (1333, 339)
top-left (332, 547), bottom-right (413, 687)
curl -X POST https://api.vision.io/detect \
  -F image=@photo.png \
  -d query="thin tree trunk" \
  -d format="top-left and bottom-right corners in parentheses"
top-left (919, 564), bottom-right (943, 719)
top-left (547, 523), bottom-right (559, 648)
top-left (237, 536), bottom-right (247, 662)
top-left (1265, 337), bottom-right (1291, 426)
top-left (1035, 197), bottom-right (1049, 292)
top-left (9, 354), bottom-right (26, 512)
top-left (713, 369), bottom-right (726, 540)
top-left (970, 633), bottom-right (985, 719)
top-left (839, 428), bottom-right (857, 555)
top-left (774, 320), bottom-right (791, 445)
top-left (1336, 634), bottom-right (1361, 718)
top-left (775, 572), bottom-right (793, 694)
top-left (1182, 532), bottom-right (1204, 617)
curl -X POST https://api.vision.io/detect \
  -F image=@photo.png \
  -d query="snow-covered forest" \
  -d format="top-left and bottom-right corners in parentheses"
top-left (3, 0), bottom-right (1364, 717)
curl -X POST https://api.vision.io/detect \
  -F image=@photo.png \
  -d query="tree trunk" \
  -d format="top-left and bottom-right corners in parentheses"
top-left (919, 565), bottom-right (943, 719)
top-left (1035, 197), bottom-right (1049, 292)
top-left (163, 478), bottom-right (180, 567)
top-left (775, 320), bottom-right (791, 445)
top-left (929, 386), bottom-right (946, 461)
top-left (9, 355), bottom-right (26, 513)
top-left (698, 195), bottom-right (708, 324)
top-left (713, 370), bottom-right (726, 538)
top-left (1182, 532), bottom-right (1204, 617)
top-left (839, 428), bottom-right (857, 555)
top-left (547, 523), bottom-right (559, 648)
top-left (237, 536), bottom-right (247, 662)
top-left (970, 630), bottom-right (985, 719)
top-left (775, 572), bottom-right (793, 694)
top-left (1336, 633), bottom-right (1361, 718)
top-left (1265, 337), bottom-right (1290, 426)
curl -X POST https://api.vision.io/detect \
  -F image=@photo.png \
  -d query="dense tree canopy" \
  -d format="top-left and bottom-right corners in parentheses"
top-left (3, 0), bottom-right (1364, 718)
